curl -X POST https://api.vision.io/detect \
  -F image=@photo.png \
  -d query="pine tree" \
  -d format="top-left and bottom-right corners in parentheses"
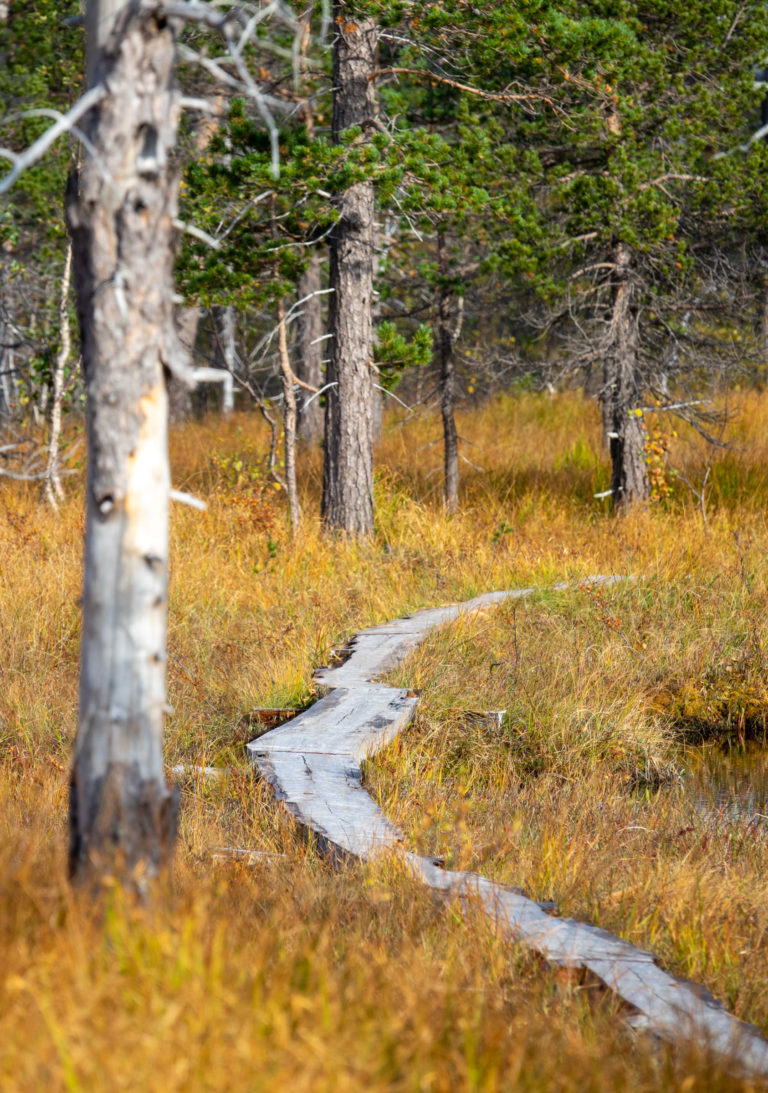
top-left (532, 0), bottom-right (768, 506)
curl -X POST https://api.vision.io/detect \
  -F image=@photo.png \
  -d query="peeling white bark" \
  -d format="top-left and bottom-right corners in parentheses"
top-left (44, 243), bottom-right (72, 509)
top-left (68, 0), bottom-right (181, 882)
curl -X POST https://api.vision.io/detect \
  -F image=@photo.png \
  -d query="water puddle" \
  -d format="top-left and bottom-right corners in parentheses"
top-left (682, 744), bottom-right (768, 825)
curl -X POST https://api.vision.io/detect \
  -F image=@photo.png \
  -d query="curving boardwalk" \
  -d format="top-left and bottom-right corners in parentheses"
top-left (247, 579), bottom-right (768, 1078)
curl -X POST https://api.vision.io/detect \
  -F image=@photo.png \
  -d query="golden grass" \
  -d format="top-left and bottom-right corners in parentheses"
top-left (2, 390), bottom-right (768, 1089)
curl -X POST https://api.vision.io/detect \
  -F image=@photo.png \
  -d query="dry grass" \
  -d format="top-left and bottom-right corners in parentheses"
top-left (2, 389), bottom-right (768, 1089)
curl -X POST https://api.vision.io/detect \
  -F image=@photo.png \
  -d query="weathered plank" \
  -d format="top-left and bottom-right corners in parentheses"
top-left (409, 855), bottom-right (768, 1071)
top-left (250, 685), bottom-right (418, 762)
top-left (213, 847), bottom-right (288, 864)
top-left (247, 580), bottom-right (768, 1078)
top-left (171, 764), bottom-right (226, 781)
top-left (258, 751), bottom-right (404, 859)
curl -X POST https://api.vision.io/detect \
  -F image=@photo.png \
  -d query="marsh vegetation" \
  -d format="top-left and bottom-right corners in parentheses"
top-left (2, 391), bottom-right (768, 1089)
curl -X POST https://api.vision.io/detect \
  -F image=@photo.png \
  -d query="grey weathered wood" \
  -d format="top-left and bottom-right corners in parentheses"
top-left (251, 685), bottom-right (417, 762)
top-left (408, 855), bottom-right (768, 1072)
top-left (296, 252), bottom-right (325, 444)
top-left (171, 764), bottom-right (227, 781)
top-left (169, 307), bottom-right (199, 421)
top-left (191, 367), bottom-right (234, 414)
top-left (249, 580), bottom-right (768, 1078)
top-left (258, 751), bottom-right (404, 860)
top-left (313, 581), bottom-right (624, 689)
top-left (0, 241), bottom-right (18, 418)
top-left (213, 847), bottom-right (287, 864)
top-left (276, 295), bottom-right (301, 531)
top-left (67, 0), bottom-right (182, 882)
top-left (44, 242), bottom-right (72, 509)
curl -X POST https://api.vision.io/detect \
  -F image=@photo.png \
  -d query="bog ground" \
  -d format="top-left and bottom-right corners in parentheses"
top-left (2, 390), bottom-right (768, 1091)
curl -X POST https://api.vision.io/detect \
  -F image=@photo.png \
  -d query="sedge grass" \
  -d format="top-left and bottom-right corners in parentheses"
top-left (1, 390), bottom-right (768, 1088)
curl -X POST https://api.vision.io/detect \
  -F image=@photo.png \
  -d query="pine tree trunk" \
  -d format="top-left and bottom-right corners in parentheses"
top-left (439, 301), bottom-right (459, 513)
top-left (322, 6), bottom-right (377, 536)
top-left (437, 234), bottom-right (459, 513)
top-left (66, 0), bottom-right (180, 885)
top-left (296, 253), bottom-right (324, 444)
top-left (601, 245), bottom-right (649, 510)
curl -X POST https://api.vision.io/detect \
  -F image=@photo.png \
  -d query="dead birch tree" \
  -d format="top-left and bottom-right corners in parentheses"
top-left (44, 242), bottom-right (73, 509)
top-left (0, 241), bottom-right (17, 418)
top-left (277, 295), bottom-right (302, 530)
top-left (1, 0), bottom-right (306, 885)
top-left (295, 252), bottom-right (325, 443)
top-left (65, 0), bottom-right (300, 885)
top-left (65, 0), bottom-right (184, 883)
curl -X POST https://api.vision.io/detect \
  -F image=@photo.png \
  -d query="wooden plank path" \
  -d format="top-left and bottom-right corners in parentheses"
top-left (247, 578), bottom-right (768, 1078)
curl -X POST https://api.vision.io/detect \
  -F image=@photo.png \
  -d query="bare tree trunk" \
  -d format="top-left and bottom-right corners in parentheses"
top-left (294, 65), bottom-right (324, 445)
top-left (371, 382), bottom-right (384, 444)
top-left (168, 88), bottom-right (224, 424)
top-left (213, 305), bottom-right (236, 372)
top-left (296, 252), bottom-right (324, 444)
top-left (439, 295), bottom-right (459, 514)
top-left (44, 242), bottom-right (73, 509)
top-left (190, 311), bottom-right (235, 416)
top-left (169, 306), bottom-right (198, 422)
top-left (371, 219), bottom-right (385, 445)
top-left (437, 234), bottom-right (459, 514)
top-left (0, 243), bottom-right (15, 419)
top-left (601, 245), bottom-right (649, 510)
top-left (66, 0), bottom-right (182, 885)
top-left (322, 6), bottom-right (377, 536)
top-left (277, 296), bottom-right (301, 531)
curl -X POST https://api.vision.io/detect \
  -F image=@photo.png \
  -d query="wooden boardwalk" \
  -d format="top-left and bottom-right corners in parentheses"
top-left (247, 579), bottom-right (768, 1079)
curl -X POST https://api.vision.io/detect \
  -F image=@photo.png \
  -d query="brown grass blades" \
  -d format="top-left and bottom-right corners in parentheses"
top-left (2, 390), bottom-right (768, 1088)
top-left (248, 583), bottom-right (768, 1076)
